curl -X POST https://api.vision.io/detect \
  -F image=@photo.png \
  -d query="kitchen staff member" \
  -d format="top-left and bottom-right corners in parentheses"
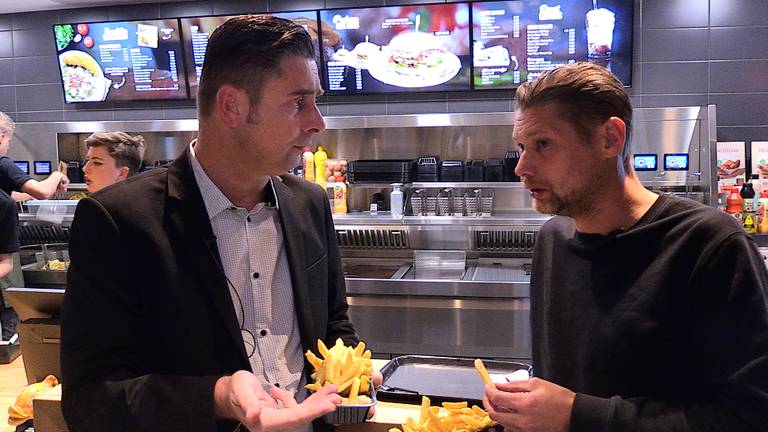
top-left (0, 111), bottom-right (70, 200)
top-left (82, 131), bottom-right (146, 193)
top-left (0, 190), bottom-right (19, 341)
top-left (62, 15), bottom-right (374, 432)
top-left (483, 62), bottom-right (768, 431)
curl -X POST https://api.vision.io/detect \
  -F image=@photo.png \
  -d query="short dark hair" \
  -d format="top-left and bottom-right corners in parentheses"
top-left (515, 62), bottom-right (633, 170)
top-left (197, 15), bottom-right (316, 118)
top-left (85, 132), bottom-right (146, 176)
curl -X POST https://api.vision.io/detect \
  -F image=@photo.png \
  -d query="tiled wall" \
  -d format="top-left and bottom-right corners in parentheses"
top-left (0, 0), bottom-right (767, 144)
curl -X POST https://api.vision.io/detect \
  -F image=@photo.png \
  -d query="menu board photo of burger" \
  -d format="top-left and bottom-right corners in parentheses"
top-left (52, 19), bottom-right (188, 103)
top-left (472, 0), bottom-right (633, 90)
top-left (319, 3), bottom-right (471, 94)
top-left (180, 11), bottom-right (322, 98)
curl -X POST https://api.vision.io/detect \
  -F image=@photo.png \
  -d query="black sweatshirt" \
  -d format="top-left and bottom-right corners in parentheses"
top-left (531, 194), bottom-right (768, 432)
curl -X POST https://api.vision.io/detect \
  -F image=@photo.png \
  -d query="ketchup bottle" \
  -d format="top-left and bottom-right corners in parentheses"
top-left (726, 186), bottom-right (743, 221)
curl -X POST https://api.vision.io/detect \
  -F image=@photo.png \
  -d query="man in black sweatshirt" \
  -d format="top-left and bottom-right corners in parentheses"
top-left (482, 62), bottom-right (768, 431)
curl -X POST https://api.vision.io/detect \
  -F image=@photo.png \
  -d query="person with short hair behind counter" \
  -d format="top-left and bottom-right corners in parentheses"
top-left (82, 132), bottom-right (146, 193)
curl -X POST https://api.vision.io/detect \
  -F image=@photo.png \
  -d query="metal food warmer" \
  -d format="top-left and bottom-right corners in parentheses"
top-left (10, 106), bottom-right (717, 362)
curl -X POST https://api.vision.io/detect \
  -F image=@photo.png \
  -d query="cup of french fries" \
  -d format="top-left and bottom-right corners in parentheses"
top-left (305, 338), bottom-right (376, 424)
top-left (389, 395), bottom-right (497, 432)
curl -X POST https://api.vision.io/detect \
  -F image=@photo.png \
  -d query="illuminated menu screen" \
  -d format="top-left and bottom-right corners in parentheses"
top-left (181, 11), bottom-right (321, 98)
top-left (472, 0), bottom-right (632, 89)
top-left (53, 19), bottom-right (188, 103)
top-left (320, 3), bottom-right (471, 94)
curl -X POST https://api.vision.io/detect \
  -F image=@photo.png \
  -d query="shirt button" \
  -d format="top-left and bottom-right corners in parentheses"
top-left (274, 383), bottom-right (280, 388)
top-left (247, 216), bottom-right (251, 222)
top-left (253, 272), bottom-right (259, 279)
top-left (260, 329), bottom-right (267, 337)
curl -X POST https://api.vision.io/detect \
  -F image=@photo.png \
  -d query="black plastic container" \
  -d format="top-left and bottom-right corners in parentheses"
top-left (66, 161), bottom-right (83, 184)
top-left (484, 158), bottom-right (503, 181)
top-left (440, 160), bottom-right (464, 182)
top-left (503, 150), bottom-right (521, 181)
top-left (415, 156), bottom-right (441, 182)
top-left (348, 159), bottom-right (415, 184)
top-left (464, 160), bottom-right (484, 181)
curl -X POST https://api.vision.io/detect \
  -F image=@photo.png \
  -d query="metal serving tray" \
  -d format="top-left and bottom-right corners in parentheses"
top-left (378, 355), bottom-right (532, 404)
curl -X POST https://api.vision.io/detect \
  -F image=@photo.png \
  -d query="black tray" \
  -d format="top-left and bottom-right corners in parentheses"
top-left (378, 355), bottom-right (532, 404)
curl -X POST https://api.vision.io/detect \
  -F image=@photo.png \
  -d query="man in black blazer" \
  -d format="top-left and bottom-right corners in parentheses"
top-left (62, 16), bottom-right (360, 432)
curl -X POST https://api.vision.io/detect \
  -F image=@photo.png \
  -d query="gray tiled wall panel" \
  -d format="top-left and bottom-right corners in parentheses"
top-left (113, 108), bottom-right (167, 120)
top-left (268, 0), bottom-right (324, 12)
top-left (63, 109), bottom-right (114, 121)
top-left (710, 27), bottom-right (768, 61)
top-left (634, 94), bottom-right (709, 108)
top-left (0, 86), bottom-right (16, 112)
top-left (711, 0), bottom-right (768, 27)
top-left (387, 101), bottom-right (447, 115)
top-left (13, 29), bottom-right (56, 57)
top-left (711, 94), bottom-right (768, 126)
top-left (108, 5), bottom-right (160, 21)
top-left (718, 126), bottom-right (768, 142)
top-left (326, 102), bottom-right (387, 116)
top-left (158, 1), bottom-right (213, 18)
top-left (212, 0), bottom-right (270, 14)
top-left (59, 7), bottom-right (109, 24)
top-left (324, 0), bottom-right (385, 8)
top-left (0, 60), bottom-right (13, 85)
top-left (14, 111), bottom-right (64, 122)
top-left (164, 107), bottom-right (198, 119)
top-left (387, 92), bottom-right (447, 103)
top-left (446, 99), bottom-right (512, 113)
top-left (0, 15), bottom-right (12, 31)
top-left (641, 29), bottom-right (708, 62)
top-left (12, 10), bottom-right (58, 31)
top-left (642, 0), bottom-right (709, 29)
top-left (640, 62), bottom-right (709, 94)
top-left (0, 32), bottom-right (13, 58)
top-left (15, 84), bottom-right (63, 111)
top-left (710, 60), bottom-right (768, 94)
top-left (13, 56), bottom-right (59, 85)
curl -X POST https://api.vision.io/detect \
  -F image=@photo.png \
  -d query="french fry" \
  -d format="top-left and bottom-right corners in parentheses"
top-left (389, 397), bottom-right (496, 432)
top-left (473, 359), bottom-right (496, 389)
top-left (304, 338), bottom-right (374, 405)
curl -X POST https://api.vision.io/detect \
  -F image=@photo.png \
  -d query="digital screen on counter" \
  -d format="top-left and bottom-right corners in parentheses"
top-left (471, 0), bottom-right (633, 89)
top-left (664, 153), bottom-right (689, 171)
top-left (633, 154), bottom-right (657, 171)
top-left (319, 3), bottom-right (472, 94)
top-left (53, 19), bottom-right (188, 103)
top-left (180, 11), bottom-right (322, 98)
top-left (34, 161), bottom-right (52, 175)
top-left (14, 161), bottom-right (29, 175)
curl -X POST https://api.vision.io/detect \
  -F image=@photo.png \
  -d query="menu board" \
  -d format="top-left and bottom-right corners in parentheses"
top-left (180, 11), bottom-right (322, 98)
top-left (53, 19), bottom-right (188, 103)
top-left (472, 0), bottom-right (633, 89)
top-left (319, 3), bottom-right (471, 94)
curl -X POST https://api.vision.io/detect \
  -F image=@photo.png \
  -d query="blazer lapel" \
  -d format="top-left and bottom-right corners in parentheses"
top-left (165, 152), bottom-right (248, 362)
top-left (273, 178), bottom-right (316, 350)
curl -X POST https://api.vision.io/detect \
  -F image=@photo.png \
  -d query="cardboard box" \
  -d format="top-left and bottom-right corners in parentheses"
top-left (17, 319), bottom-right (61, 384)
top-left (33, 384), bottom-right (68, 432)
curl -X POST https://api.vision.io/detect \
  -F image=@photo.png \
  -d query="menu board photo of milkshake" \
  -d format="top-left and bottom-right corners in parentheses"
top-left (320, 3), bottom-right (471, 94)
top-left (53, 19), bottom-right (188, 103)
top-left (472, 0), bottom-right (633, 89)
top-left (180, 11), bottom-right (322, 98)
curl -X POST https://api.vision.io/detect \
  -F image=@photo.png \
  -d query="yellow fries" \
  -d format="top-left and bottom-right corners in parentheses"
top-left (388, 396), bottom-right (496, 432)
top-left (473, 359), bottom-right (496, 389)
top-left (305, 338), bottom-right (373, 404)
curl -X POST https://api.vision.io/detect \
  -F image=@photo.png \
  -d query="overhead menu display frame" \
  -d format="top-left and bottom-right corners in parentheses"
top-left (472, 0), bottom-right (633, 89)
top-left (180, 11), bottom-right (323, 98)
top-left (53, 19), bottom-right (189, 103)
top-left (319, 3), bottom-right (472, 95)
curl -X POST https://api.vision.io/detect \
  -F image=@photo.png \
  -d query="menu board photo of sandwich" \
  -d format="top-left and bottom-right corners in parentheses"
top-left (180, 11), bottom-right (322, 98)
top-left (53, 19), bottom-right (188, 103)
top-left (472, 0), bottom-right (633, 89)
top-left (320, 3), bottom-right (471, 94)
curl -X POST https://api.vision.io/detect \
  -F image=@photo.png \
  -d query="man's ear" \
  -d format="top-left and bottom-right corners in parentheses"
top-left (600, 116), bottom-right (626, 158)
top-left (215, 85), bottom-right (249, 128)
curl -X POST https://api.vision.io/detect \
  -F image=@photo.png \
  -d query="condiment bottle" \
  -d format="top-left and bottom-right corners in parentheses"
top-left (314, 146), bottom-right (328, 189)
top-left (390, 183), bottom-right (404, 218)
top-left (744, 213), bottom-right (757, 234)
top-left (302, 147), bottom-right (315, 182)
top-left (726, 187), bottom-right (743, 221)
top-left (330, 182), bottom-right (347, 214)
top-left (741, 181), bottom-right (756, 213)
